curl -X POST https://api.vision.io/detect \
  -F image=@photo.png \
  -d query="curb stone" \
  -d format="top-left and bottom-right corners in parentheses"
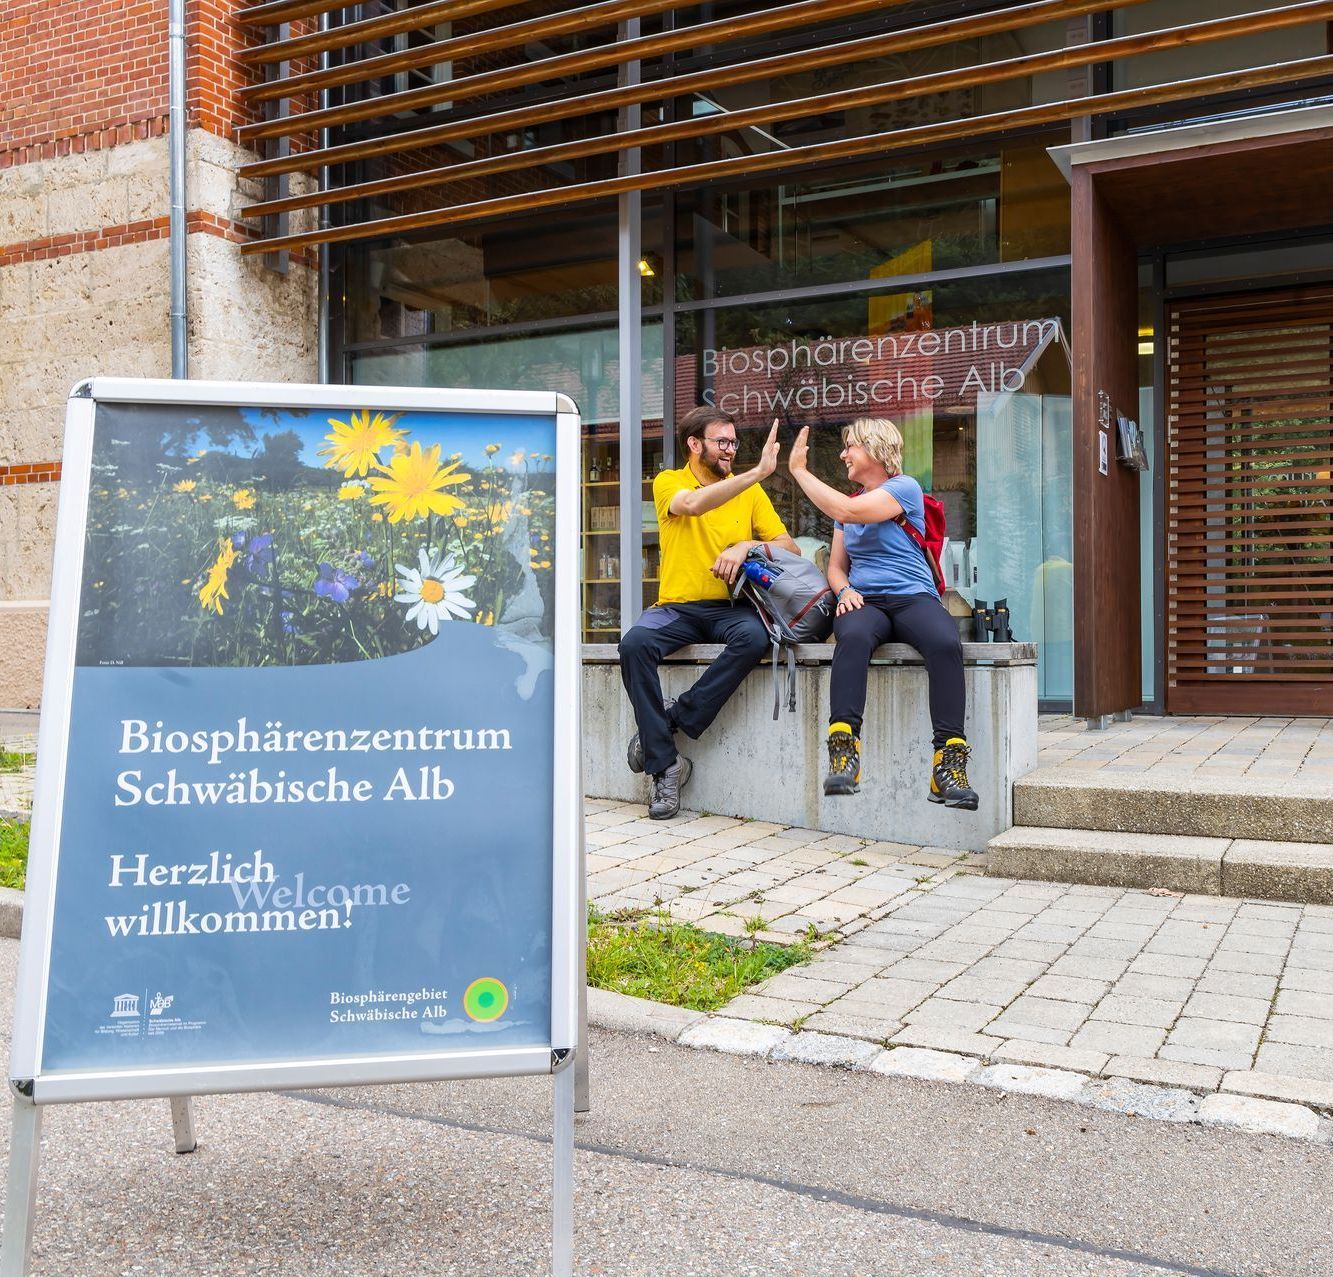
top-left (585, 985), bottom-right (1333, 1145)
top-left (0, 886), bottom-right (21, 941)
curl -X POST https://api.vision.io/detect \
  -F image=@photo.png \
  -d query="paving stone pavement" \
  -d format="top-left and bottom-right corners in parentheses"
top-left (1037, 712), bottom-right (1333, 783)
top-left (0, 731), bottom-right (35, 816)
top-left (587, 792), bottom-right (1333, 1128)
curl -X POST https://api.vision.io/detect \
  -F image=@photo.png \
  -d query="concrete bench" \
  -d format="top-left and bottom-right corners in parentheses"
top-left (583, 642), bottom-right (1038, 853)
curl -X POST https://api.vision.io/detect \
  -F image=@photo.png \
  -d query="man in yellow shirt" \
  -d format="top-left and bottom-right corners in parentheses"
top-left (620, 407), bottom-right (798, 819)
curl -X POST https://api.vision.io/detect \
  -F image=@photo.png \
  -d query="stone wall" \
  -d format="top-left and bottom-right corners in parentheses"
top-left (0, 129), bottom-right (319, 707)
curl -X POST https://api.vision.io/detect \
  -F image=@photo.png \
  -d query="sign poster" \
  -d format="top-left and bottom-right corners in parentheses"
top-left (15, 382), bottom-right (578, 1097)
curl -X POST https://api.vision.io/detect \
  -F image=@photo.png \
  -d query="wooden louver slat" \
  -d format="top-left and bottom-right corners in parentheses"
top-left (237, 0), bottom-right (1136, 181)
top-left (1165, 283), bottom-right (1333, 714)
top-left (241, 0), bottom-right (1232, 221)
top-left (239, 51), bottom-right (1333, 254)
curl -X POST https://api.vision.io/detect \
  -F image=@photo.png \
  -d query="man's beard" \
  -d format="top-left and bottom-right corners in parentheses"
top-left (702, 452), bottom-right (731, 479)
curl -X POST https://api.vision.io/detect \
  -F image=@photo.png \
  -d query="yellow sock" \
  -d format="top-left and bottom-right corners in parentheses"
top-left (829, 721), bottom-right (854, 736)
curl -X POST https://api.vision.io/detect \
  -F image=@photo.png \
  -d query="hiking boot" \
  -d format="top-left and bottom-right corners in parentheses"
top-left (628, 697), bottom-right (678, 774)
top-left (929, 737), bottom-right (979, 810)
top-left (823, 722), bottom-right (861, 796)
top-left (648, 754), bottom-right (693, 821)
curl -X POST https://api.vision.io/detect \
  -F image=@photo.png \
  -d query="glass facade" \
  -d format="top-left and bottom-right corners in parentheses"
top-left (313, 1), bottom-right (1333, 713)
top-left (341, 134), bottom-right (1079, 688)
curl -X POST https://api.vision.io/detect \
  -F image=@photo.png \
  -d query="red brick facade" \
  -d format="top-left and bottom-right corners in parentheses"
top-left (0, 463), bottom-right (62, 487)
top-left (1, 1), bottom-right (170, 159)
top-left (0, 1), bottom-right (312, 166)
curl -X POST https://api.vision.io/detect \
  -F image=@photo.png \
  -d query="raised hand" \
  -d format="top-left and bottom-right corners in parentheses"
top-left (788, 425), bottom-right (810, 473)
top-left (755, 418), bottom-right (781, 478)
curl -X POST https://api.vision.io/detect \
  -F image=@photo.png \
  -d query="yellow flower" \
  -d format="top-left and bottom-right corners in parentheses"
top-left (337, 484), bottom-right (365, 501)
top-left (318, 409), bottom-right (405, 477)
top-left (231, 488), bottom-right (257, 510)
top-left (484, 443), bottom-right (501, 456)
top-left (453, 515), bottom-right (469, 528)
top-left (367, 442), bottom-right (470, 523)
top-left (198, 537), bottom-right (238, 615)
top-left (372, 512), bottom-right (384, 522)
top-left (173, 479), bottom-right (197, 493)
top-left (116, 488), bottom-right (129, 499)
top-left (509, 450), bottom-right (525, 466)
top-left (199, 494), bottom-right (213, 503)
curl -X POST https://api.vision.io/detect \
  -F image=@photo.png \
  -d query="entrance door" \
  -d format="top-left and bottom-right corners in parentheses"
top-left (1165, 284), bottom-right (1333, 715)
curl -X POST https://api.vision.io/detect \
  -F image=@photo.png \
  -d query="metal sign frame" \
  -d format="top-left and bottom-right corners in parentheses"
top-left (3, 378), bottom-right (581, 1275)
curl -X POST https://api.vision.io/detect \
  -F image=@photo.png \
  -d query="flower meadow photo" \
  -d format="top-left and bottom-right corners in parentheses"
top-left (75, 401), bottom-right (557, 668)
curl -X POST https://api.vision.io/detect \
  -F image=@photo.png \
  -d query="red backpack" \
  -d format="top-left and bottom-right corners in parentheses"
top-left (893, 494), bottom-right (947, 596)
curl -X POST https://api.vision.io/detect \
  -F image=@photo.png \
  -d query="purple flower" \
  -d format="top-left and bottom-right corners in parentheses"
top-left (312, 562), bottom-right (359, 603)
top-left (355, 549), bottom-right (376, 570)
top-left (281, 610), bottom-right (298, 635)
top-left (246, 534), bottom-right (274, 573)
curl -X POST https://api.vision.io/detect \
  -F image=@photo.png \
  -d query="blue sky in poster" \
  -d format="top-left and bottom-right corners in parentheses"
top-left (212, 407), bottom-right (559, 470)
top-left (147, 405), bottom-right (557, 474)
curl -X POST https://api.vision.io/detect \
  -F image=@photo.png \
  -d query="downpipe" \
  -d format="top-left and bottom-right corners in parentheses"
top-left (168, 0), bottom-right (187, 379)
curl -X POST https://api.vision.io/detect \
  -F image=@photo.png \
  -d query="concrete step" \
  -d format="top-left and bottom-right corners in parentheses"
top-left (988, 826), bottom-right (1333, 905)
top-left (1013, 768), bottom-right (1333, 844)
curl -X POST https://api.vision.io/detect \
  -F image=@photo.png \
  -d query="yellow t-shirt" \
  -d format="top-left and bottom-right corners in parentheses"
top-left (653, 466), bottom-right (788, 604)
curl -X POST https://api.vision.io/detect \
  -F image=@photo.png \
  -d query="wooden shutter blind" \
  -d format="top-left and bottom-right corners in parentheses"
top-left (1165, 284), bottom-right (1333, 716)
top-left (230, 0), bottom-right (1333, 256)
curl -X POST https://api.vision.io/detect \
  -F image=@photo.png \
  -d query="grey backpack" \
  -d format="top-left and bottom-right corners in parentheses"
top-left (731, 545), bottom-right (835, 718)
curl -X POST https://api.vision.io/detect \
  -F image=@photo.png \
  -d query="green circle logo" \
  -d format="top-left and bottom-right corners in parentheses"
top-left (463, 977), bottom-right (509, 1023)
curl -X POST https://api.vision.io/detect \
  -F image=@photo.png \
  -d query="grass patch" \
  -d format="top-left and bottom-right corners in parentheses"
top-left (0, 820), bottom-right (29, 891)
top-left (587, 906), bottom-right (811, 1012)
top-left (0, 751), bottom-right (33, 773)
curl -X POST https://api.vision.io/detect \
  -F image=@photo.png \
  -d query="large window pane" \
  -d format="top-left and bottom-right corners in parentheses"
top-left (675, 141), bottom-right (1071, 300)
top-left (672, 267), bottom-right (1073, 695)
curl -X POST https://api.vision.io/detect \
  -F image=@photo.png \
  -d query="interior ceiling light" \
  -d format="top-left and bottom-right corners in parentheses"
top-left (637, 258), bottom-right (656, 277)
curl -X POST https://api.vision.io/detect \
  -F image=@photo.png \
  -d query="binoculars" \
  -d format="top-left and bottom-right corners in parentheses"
top-left (971, 598), bottom-right (1014, 643)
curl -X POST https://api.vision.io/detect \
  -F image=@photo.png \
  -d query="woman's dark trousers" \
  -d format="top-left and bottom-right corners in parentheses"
top-left (829, 593), bottom-right (965, 747)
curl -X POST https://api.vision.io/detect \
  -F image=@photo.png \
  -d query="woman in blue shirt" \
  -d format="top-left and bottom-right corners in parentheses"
top-left (788, 418), bottom-right (977, 809)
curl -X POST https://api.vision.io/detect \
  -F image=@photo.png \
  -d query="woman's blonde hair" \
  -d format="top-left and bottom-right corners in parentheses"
top-left (842, 417), bottom-right (904, 476)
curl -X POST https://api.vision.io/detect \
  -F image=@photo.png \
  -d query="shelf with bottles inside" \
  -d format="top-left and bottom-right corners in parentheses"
top-left (580, 431), bottom-right (665, 643)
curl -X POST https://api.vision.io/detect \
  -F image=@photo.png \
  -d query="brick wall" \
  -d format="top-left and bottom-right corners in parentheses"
top-left (0, 463), bottom-right (62, 487)
top-left (0, 1), bottom-right (314, 168)
top-left (1, 0), bottom-right (170, 165)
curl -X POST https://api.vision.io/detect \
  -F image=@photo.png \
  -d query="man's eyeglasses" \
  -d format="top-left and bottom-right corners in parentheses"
top-left (704, 436), bottom-right (739, 452)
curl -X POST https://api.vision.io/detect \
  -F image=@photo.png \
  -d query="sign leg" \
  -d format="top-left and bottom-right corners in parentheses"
top-left (575, 796), bottom-right (590, 1114)
top-left (169, 1096), bottom-right (197, 1153)
top-left (551, 1061), bottom-right (575, 1277)
top-left (1, 1099), bottom-right (44, 1277)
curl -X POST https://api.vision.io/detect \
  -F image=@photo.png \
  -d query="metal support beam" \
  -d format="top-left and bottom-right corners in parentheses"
top-left (618, 19), bottom-right (643, 638)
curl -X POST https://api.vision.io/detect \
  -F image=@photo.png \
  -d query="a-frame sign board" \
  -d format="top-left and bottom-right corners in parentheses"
top-left (3, 379), bottom-right (582, 1275)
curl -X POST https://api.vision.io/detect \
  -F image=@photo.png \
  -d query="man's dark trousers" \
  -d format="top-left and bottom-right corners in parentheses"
top-left (618, 601), bottom-right (770, 777)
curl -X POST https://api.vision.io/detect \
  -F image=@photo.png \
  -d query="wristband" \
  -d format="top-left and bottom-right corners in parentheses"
top-left (836, 586), bottom-right (852, 600)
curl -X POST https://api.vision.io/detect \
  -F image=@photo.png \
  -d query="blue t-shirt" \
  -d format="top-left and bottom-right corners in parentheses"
top-left (836, 475), bottom-right (937, 596)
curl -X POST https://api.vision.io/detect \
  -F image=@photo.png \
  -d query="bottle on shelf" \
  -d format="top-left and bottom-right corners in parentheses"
top-left (588, 454), bottom-right (600, 482)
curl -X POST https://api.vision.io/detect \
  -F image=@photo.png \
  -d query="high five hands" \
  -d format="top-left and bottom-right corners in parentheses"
top-left (788, 425), bottom-right (810, 473)
top-left (755, 417), bottom-right (782, 478)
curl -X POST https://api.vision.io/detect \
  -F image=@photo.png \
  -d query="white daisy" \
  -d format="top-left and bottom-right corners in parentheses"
top-left (394, 548), bottom-right (477, 634)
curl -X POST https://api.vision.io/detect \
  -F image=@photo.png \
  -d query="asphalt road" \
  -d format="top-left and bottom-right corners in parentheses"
top-left (1, 936), bottom-right (1328, 1276)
